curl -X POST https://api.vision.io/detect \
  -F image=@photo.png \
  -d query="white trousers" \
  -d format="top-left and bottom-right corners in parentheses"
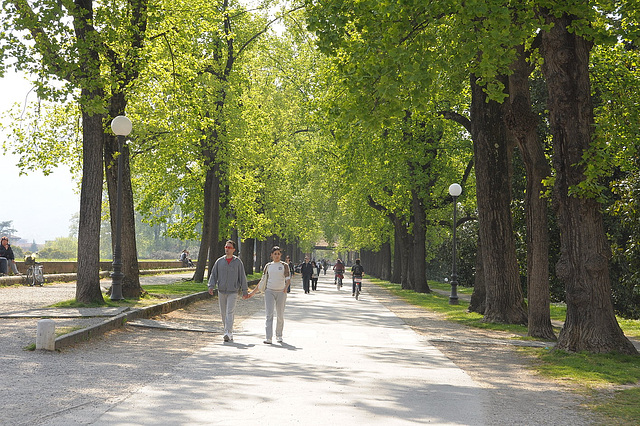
top-left (264, 289), bottom-right (287, 340)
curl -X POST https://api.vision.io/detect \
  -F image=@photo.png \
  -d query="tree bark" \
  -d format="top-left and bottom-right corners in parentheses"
top-left (193, 160), bottom-right (218, 283)
top-left (380, 241), bottom-right (392, 281)
top-left (241, 237), bottom-right (255, 275)
top-left (506, 44), bottom-right (555, 340)
top-left (73, 1), bottom-right (105, 304)
top-left (540, 11), bottom-right (637, 354)
top-left (398, 220), bottom-right (413, 290)
top-left (411, 189), bottom-right (430, 293)
top-left (105, 136), bottom-right (142, 298)
top-left (468, 230), bottom-right (486, 314)
top-left (471, 74), bottom-right (528, 325)
top-left (106, 90), bottom-right (142, 298)
top-left (76, 106), bottom-right (105, 304)
top-left (392, 226), bottom-right (402, 284)
top-left (255, 239), bottom-right (263, 273)
top-left (102, 0), bottom-right (147, 298)
top-left (207, 163), bottom-right (222, 280)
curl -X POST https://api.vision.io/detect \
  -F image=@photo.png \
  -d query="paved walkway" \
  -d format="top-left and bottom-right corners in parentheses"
top-left (57, 275), bottom-right (488, 425)
top-left (0, 272), bottom-right (598, 425)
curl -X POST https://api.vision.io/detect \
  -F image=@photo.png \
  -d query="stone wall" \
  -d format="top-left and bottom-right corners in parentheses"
top-left (14, 260), bottom-right (197, 275)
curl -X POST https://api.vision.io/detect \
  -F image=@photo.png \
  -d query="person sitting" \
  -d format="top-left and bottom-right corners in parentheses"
top-left (0, 236), bottom-right (20, 276)
top-left (179, 250), bottom-right (194, 267)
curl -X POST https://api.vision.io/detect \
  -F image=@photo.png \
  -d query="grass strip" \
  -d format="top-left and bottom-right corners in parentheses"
top-left (49, 273), bottom-right (262, 308)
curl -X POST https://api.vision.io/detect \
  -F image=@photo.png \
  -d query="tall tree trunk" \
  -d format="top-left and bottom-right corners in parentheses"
top-left (255, 239), bottom-right (263, 273)
top-left (207, 165), bottom-right (222, 280)
top-left (540, 12), bottom-right (637, 354)
top-left (106, 90), bottom-right (142, 298)
top-left (392, 227), bottom-right (402, 284)
top-left (506, 44), bottom-right (555, 340)
top-left (471, 74), bottom-right (528, 325)
top-left (394, 218), bottom-right (412, 289)
top-left (380, 241), bottom-right (392, 281)
top-left (76, 107), bottom-right (105, 304)
top-left (468, 230), bottom-right (486, 314)
top-left (105, 136), bottom-right (142, 298)
top-left (193, 160), bottom-right (217, 282)
top-left (73, 1), bottom-right (105, 304)
top-left (102, 0), bottom-right (147, 298)
top-left (241, 237), bottom-right (255, 275)
top-left (412, 189), bottom-right (430, 293)
top-left (262, 236), bottom-right (272, 268)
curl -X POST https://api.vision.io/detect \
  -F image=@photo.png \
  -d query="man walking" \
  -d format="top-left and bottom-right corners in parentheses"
top-left (208, 240), bottom-right (249, 342)
top-left (300, 256), bottom-right (313, 294)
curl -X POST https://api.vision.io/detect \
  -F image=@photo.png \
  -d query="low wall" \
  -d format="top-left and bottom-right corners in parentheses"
top-left (13, 260), bottom-right (197, 275)
top-left (0, 267), bottom-right (198, 286)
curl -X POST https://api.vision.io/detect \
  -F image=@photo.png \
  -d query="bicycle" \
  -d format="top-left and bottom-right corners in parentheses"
top-left (24, 254), bottom-right (44, 286)
top-left (335, 272), bottom-right (343, 290)
top-left (353, 276), bottom-right (362, 300)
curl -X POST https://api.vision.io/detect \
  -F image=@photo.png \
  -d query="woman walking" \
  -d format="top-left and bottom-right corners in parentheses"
top-left (311, 260), bottom-right (320, 291)
top-left (249, 246), bottom-right (291, 344)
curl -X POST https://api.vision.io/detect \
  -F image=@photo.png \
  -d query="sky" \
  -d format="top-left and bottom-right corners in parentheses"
top-left (1, 70), bottom-right (80, 244)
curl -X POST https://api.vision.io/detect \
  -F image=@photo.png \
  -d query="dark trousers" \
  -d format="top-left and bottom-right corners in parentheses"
top-left (311, 278), bottom-right (318, 291)
top-left (302, 276), bottom-right (311, 293)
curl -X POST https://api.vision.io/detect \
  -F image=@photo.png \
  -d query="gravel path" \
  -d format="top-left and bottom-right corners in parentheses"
top-left (0, 274), bottom-right (599, 425)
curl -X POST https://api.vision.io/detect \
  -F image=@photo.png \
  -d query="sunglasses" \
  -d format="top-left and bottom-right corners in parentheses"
top-left (224, 245), bottom-right (234, 249)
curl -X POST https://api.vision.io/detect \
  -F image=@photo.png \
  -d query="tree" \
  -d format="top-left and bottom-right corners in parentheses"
top-left (129, 0), bottom-right (275, 282)
top-left (538, 9), bottom-right (637, 354)
top-left (505, 43), bottom-right (555, 339)
top-left (469, 74), bottom-right (527, 325)
top-left (0, 221), bottom-right (17, 237)
top-left (2, 0), bottom-right (149, 301)
top-left (40, 237), bottom-right (78, 259)
top-left (306, 0), bottom-right (528, 323)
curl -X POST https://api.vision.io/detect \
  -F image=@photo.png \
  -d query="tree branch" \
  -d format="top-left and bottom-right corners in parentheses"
top-left (8, 0), bottom-right (74, 83)
top-left (439, 110), bottom-right (472, 133)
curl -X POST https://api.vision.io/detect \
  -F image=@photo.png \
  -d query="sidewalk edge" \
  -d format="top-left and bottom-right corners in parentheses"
top-left (53, 278), bottom-right (259, 351)
top-left (54, 291), bottom-right (212, 350)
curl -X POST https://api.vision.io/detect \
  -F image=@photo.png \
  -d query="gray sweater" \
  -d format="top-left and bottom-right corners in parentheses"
top-left (208, 255), bottom-right (248, 295)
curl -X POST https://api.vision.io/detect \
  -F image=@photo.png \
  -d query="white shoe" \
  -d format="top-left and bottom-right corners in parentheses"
top-left (276, 337), bottom-right (283, 343)
top-left (264, 339), bottom-right (272, 344)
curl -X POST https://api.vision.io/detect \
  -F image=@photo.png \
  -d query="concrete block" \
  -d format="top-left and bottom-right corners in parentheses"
top-left (36, 319), bottom-right (56, 351)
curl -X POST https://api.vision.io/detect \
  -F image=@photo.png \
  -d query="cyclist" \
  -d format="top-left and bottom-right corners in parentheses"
top-left (351, 259), bottom-right (365, 296)
top-left (333, 258), bottom-right (345, 287)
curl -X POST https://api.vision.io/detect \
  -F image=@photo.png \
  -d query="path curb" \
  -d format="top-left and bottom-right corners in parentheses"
top-left (53, 278), bottom-right (259, 351)
top-left (54, 291), bottom-right (212, 350)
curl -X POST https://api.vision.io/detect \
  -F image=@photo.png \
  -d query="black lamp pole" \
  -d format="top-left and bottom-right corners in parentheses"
top-left (110, 116), bottom-right (132, 301)
top-left (448, 183), bottom-right (462, 305)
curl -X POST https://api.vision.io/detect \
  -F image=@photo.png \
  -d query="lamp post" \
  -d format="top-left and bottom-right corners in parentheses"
top-left (109, 115), bottom-right (132, 300)
top-left (448, 183), bottom-right (462, 305)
